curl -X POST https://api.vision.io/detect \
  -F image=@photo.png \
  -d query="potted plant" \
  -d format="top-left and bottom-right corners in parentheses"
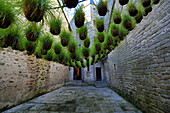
top-left (0, 0), bottom-right (14, 29)
top-left (83, 37), bottom-right (90, 48)
top-left (49, 16), bottom-right (62, 35)
top-left (118, 26), bottom-right (129, 40)
top-left (141, 0), bottom-right (151, 7)
top-left (119, 0), bottom-right (129, 5)
top-left (63, 0), bottom-right (78, 8)
top-left (78, 25), bottom-right (87, 40)
top-left (23, 0), bottom-right (49, 22)
top-left (105, 33), bottom-right (114, 46)
top-left (25, 41), bottom-right (36, 55)
top-left (152, 0), bottom-right (160, 4)
top-left (112, 10), bottom-right (122, 24)
top-left (135, 6), bottom-right (144, 23)
top-left (25, 23), bottom-right (41, 42)
top-left (110, 23), bottom-right (119, 37)
top-left (74, 5), bottom-right (85, 28)
top-left (59, 29), bottom-right (71, 47)
top-left (43, 50), bottom-right (54, 61)
top-left (113, 37), bottom-right (120, 47)
top-left (96, 18), bottom-right (104, 32)
top-left (41, 35), bottom-right (53, 50)
top-left (68, 41), bottom-right (77, 53)
top-left (144, 6), bottom-right (152, 16)
top-left (54, 43), bottom-right (62, 54)
top-left (57, 51), bottom-right (65, 63)
top-left (82, 47), bottom-right (89, 58)
top-left (95, 41), bottom-right (102, 53)
top-left (97, 32), bottom-right (105, 43)
top-left (97, 0), bottom-right (108, 16)
top-left (122, 14), bottom-right (136, 31)
top-left (127, 2), bottom-right (138, 17)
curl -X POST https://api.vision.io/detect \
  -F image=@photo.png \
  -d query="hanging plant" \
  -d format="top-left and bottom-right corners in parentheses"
top-left (112, 10), bottom-right (121, 24)
top-left (83, 37), bottom-right (90, 48)
top-left (119, 0), bottom-right (129, 5)
top-left (78, 25), bottom-right (87, 40)
top-left (54, 43), bottom-right (62, 54)
top-left (41, 49), bottom-right (48, 55)
top-left (95, 41), bottom-right (102, 53)
top-left (57, 51), bottom-right (65, 63)
top-left (25, 41), bottom-right (36, 55)
top-left (25, 23), bottom-right (41, 42)
top-left (110, 23), bottom-right (119, 37)
top-left (3, 27), bottom-right (22, 50)
top-left (118, 26), bottom-right (129, 40)
top-left (82, 47), bottom-right (89, 58)
top-left (60, 29), bottom-right (71, 47)
top-left (122, 14), bottom-right (136, 31)
top-left (49, 16), bottom-right (62, 35)
top-left (113, 37), bottom-right (120, 47)
top-left (74, 5), bottom-right (85, 28)
top-left (141, 0), bottom-right (151, 7)
top-left (97, 32), bottom-right (105, 43)
top-left (43, 50), bottom-right (53, 61)
top-left (0, 0), bottom-right (14, 29)
top-left (63, 0), bottom-right (78, 8)
top-left (152, 0), bottom-right (160, 4)
top-left (23, 0), bottom-right (49, 22)
top-left (135, 6), bottom-right (144, 23)
top-left (97, 0), bottom-right (108, 16)
top-left (70, 51), bottom-right (81, 61)
top-left (144, 6), bottom-right (152, 16)
top-left (68, 41), bottom-right (77, 53)
top-left (127, 2), bottom-right (138, 17)
top-left (41, 35), bottom-right (53, 50)
top-left (96, 18), bottom-right (104, 32)
top-left (105, 33), bottom-right (114, 46)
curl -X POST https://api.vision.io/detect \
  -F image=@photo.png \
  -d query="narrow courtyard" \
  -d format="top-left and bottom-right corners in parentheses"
top-left (3, 82), bottom-right (141, 113)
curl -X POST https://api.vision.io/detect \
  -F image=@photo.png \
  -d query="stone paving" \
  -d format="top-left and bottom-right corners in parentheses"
top-left (3, 83), bottom-right (142, 113)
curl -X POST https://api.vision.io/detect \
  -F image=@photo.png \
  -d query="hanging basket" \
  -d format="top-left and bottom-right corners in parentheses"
top-left (114, 15), bottom-right (122, 24)
top-left (110, 24), bottom-right (119, 36)
top-left (106, 34), bottom-right (114, 46)
top-left (95, 43), bottom-right (101, 52)
top-left (74, 6), bottom-right (85, 28)
top-left (26, 31), bottom-right (39, 42)
top-left (68, 41), bottom-right (77, 53)
top-left (84, 38), bottom-right (90, 48)
top-left (42, 35), bottom-right (53, 50)
top-left (97, 0), bottom-right (108, 16)
top-left (119, 0), bottom-right (129, 5)
top-left (153, 0), bottom-right (160, 4)
top-left (61, 38), bottom-right (69, 47)
top-left (79, 25), bottom-right (87, 40)
top-left (54, 43), bottom-right (62, 54)
top-left (63, 0), bottom-right (78, 8)
top-left (128, 3), bottom-right (138, 17)
top-left (135, 13), bottom-right (143, 23)
top-left (25, 41), bottom-right (36, 55)
top-left (49, 17), bottom-right (62, 35)
top-left (96, 19), bottom-right (104, 32)
top-left (142, 0), bottom-right (151, 7)
top-left (82, 48), bottom-right (89, 58)
top-left (97, 32), bottom-right (105, 43)
top-left (60, 29), bottom-right (71, 47)
top-left (23, 0), bottom-right (46, 22)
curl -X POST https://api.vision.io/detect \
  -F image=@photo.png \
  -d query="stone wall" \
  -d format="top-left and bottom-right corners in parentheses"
top-left (0, 48), bottom-right (70, 111)
top-left (103, 0), bottom-right (170, 113)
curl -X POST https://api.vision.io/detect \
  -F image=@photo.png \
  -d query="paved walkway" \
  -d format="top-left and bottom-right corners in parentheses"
top-left (3, 83), bottom-right (142, 113)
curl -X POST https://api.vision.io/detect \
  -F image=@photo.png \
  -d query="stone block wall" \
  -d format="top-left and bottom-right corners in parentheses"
top-left (103, 0), bottom-right (170, 113)
top-left (0, 48), bottom-right (70, 111)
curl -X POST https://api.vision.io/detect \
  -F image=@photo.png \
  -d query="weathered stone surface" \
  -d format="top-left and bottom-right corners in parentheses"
top-left (3, 84), bottom-right (141, 113)
top-left (103, 0), bottom-right (169, 113)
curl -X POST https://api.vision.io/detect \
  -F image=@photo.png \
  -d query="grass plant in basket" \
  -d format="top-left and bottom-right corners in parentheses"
top-left (97, 0), bottom-right (108, 16)
top-left (49, 16), bottom-right (62, 35)
top-left (23, 0), bottom-right (49, 22)
top-left (41, 34), bottom-right (53, 50)
top-left (74, 5), bottom-right (85, 28)
top-left (25, 41), bottom-right (36, 55)
top-left (112, 10), bottom-right (122, 24)
top-left (68, 41), bottom-right (77, 53)
top-left (110, 23), bottom-right (119, 37)
top-left (127, 2), bottom-right (138, 17)
top-left (141, 0), bottom-right (151, 7)
top-left (83, 37), bottom-right (90, 48)
top-left (63, 0), bottom-right (78, 8)
top-left (96, 18), bottom-right (104, 32)
top-left (119, 0), bottom-right (129, 6)
top-left (118, 26), bottom-right (129, 40)
top-left (54, 43), bottom-right (62, 54)
top-left (0, 0), bottom-right (14, 29)
top-left (135, 5), bottom-right (144, 23)
top-left (25, 23), bottom-right (41, 42)
top-left (78, 25), bottom-right (87, 40)
top-left (122, 14), bottom-right (136, 31)
top-left (97, 32), bottom-right (105, 43)
top-left (59, 29), bottom-right (71, 47)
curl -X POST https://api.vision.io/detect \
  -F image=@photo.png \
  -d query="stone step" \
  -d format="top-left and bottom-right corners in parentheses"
top-left (95, 82), bottom-right (108, 88)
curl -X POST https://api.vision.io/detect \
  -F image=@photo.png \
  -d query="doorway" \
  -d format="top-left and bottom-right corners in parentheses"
top-left (96, 67), bottom-right (102, 81)
top-left (73, 68), bottom-right (82, 80)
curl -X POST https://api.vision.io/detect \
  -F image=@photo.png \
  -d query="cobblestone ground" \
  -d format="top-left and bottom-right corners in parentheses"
top-left (3, 84), bottom-right (142, 113)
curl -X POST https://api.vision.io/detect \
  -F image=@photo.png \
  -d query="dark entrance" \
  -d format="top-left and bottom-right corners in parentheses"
top-left (96, 67), bottom-right (102, 81)
top-left (74, 68), bottom-right (81, 80)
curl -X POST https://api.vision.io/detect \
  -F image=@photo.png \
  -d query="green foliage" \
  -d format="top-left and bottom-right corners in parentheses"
top-left (25, 40), bottom-right (36, 55)
top-left (96, 18), bottom-right (104, 32)
top-left (53, 42), bottom-right (62, 54)
top-left (97, 0), bottom-right (108, 16)
top-left (96, 32), bottom-right (105, 43)
top-left (59, 29), bottom-right (71, 47)
top-left (83, 37), bottom-right (90, 48)
top-left (118, 25), bottom-right (129, 40)
top-left (41, 34), bottom-right (53, 50)
top-left (110, 23), bottom-right (119, 37)
top-left (74, 5), bottom-right (85, 28)
top-left (112, 10), bottom-right (122, 24)
top-left (43, 50), bottom-right (54, 61)
top-left (82, 46), bottom-right (89, 58)
top-left (121, 14), bottom-right (136, 31)
top-left (68, 40), bottom-right (77, 53)
top-left (78, 25), bottom-right (88, 40)
top-left (49, 16), bottom-right (62, 35)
